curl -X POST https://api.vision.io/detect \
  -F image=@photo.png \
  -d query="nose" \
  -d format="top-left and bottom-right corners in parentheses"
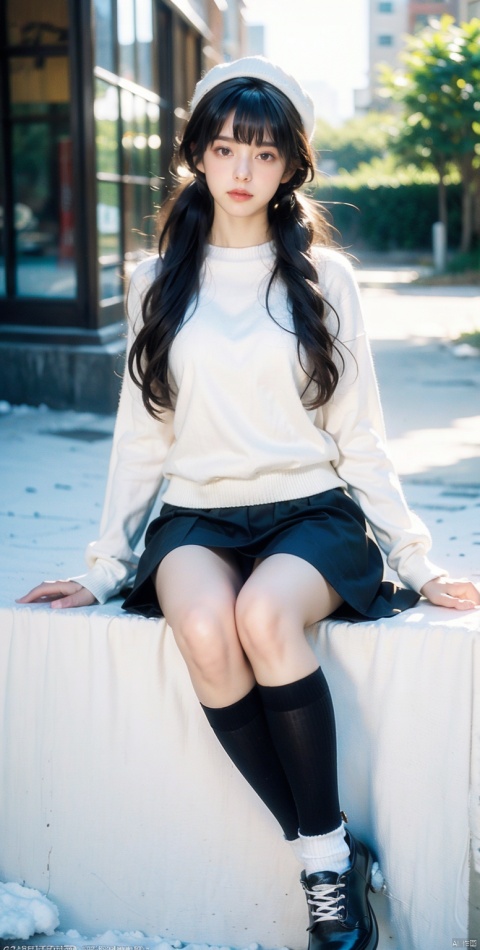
top-left (233, 155), bottom-right (252, 182)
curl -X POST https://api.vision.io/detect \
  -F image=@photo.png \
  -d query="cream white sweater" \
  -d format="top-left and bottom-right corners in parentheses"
top-left (75, 243), bottom-right (445, 603)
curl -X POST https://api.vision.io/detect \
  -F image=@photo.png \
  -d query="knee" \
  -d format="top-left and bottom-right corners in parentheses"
top-left (235, 589), bottom-right (288, 665)
top-left (174, 601), bottom-right (237, 683)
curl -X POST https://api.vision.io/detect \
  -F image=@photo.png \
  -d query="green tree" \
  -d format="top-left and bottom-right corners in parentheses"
top-left (380, 15), bottom-right (480, 252)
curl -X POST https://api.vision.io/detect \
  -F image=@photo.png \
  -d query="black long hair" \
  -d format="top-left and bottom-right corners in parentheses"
top-left (129, 76), bottom-right (343, 417)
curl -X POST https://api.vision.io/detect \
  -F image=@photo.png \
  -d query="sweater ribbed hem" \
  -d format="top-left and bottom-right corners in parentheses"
top-left (162, 467), bottom-right (343, 509)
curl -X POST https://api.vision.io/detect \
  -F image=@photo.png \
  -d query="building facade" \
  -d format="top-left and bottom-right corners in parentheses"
top-left (0, 0), bottom-right (245, 411)
top-left (357, 0), bottom-right (474, 112)
top-left (362, 0), bottom-right (409, 109)
top-left (408, 0), bottom-right (460, 30)
top-left (460, 0), bottom-right (480, 16)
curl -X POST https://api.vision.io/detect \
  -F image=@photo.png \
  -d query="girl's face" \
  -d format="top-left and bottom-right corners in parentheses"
top-left (196, 113), bottom-right (292, 231)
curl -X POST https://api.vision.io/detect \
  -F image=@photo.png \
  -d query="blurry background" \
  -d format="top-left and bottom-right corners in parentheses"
top-left (0, 0), bottom-right (478, 412)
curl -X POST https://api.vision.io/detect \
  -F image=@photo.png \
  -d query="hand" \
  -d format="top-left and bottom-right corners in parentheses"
top-left (420, 576), bottom-right (480, 611)
top-left (16, 580), bottom-right (97, 610)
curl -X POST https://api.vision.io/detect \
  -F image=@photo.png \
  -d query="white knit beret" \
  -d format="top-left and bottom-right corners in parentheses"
top-left (189, 56), bottom-right (315, 140)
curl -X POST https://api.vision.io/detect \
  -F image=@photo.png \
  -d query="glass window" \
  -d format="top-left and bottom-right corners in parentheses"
top-left (99, 262), bottom-right (123, 299)
top-left (95, 79), bottom-right (120, 175)
top-left (118, 0), bottom-right (136, 82)
top-left (378, 34), bottom-right (394, 46)
top-left (12, 122), bottom-right (76, 298)
top-left (132, 96), bottom-right (149, 177)
top-left (121, 91), bottom-right (154, 177)
top-left (157, 2), bottom-right (172, 100)
top-left (147, 101), bottom-right (161, 178)
top-left (0, 124), bottom-right (5, 296)
top-left (135, 0), bottom-right (154, 89)
top-left (378, 1), bottom-right (393, 11)
top-left (184, 30), bottom-right (199, 102)
top-left (117, 0), bottom-right (154, 90)
top-left (97, 180), bottom-right (121, 260)
top-left (121, 89), bottom-right (135, 174)
top-left (9, 56), bottom-right (70, 116)
top-left (97, 178), bottom-right (122, 298)
top-left (7, 0), bottom-right (68, 46)
top-left (173, 20), bottom-right (200, 114)
top-left (93, 0), bottom-right (115, 72)
top-left (124, 182), bottom-right (156, 258)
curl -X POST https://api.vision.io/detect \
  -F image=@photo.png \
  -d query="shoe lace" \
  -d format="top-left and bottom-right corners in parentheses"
top-left (306, 881), bottom-right (346, 923)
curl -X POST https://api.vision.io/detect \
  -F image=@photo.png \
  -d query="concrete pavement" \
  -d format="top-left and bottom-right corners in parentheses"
top-left (358, 270), bottom-right (480, 589)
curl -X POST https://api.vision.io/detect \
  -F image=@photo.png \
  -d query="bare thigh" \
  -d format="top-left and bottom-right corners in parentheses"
top-left (155, 545), bottom-right (255, 706)
top-left (250, 553), bottom-right (343, 626)
top-left (235, 553), bottom-right (344, 686)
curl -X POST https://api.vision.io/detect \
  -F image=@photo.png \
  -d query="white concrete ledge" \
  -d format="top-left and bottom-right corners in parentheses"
top-left (0, 600), bottom-right (478, 949)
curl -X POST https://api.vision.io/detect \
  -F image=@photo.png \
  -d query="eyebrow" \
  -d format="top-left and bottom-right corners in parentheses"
top-left (214, 134), bottom-right (278, 147)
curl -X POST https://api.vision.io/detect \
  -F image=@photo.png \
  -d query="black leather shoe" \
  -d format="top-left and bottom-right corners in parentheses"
top-left (300, 831), bottom-right (378, 950)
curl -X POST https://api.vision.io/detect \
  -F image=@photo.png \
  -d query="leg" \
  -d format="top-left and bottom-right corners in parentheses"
top-left (235, 552), bottom-right (343, 687)
top-left (236, 554), bottom-right (345, 838)
top-left (236, 554), bottom-right (378, 947)
top-left (155, 544), bottom-right (252, 706)
top-left (155, 545), bottom-right (299, 838)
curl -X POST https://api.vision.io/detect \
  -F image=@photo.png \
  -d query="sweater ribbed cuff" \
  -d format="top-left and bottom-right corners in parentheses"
top-left (69, 568), bottom-right (125, 605)
top-left (397, 556), bottom-right (448, 594)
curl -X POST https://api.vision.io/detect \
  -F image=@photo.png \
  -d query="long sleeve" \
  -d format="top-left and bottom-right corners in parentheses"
top-left (317, 255), bottom-right (447, 593)
top-left (72, 258), bottom-right (174, 603)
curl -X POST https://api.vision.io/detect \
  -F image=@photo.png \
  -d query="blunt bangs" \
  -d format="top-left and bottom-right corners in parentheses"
top-left (210, 87), bottom-right (288, 150)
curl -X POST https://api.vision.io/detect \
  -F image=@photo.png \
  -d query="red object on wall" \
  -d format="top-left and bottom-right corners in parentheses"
top-left (59, 137), bottom-right (74, 259)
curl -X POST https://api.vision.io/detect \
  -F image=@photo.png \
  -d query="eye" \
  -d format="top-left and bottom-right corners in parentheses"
top-left (257, 151), bottom-right (276, 162)
top-left (213, 146), bottom-right (232, 157)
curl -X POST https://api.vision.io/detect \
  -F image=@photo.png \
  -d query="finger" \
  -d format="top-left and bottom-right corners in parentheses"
top-left (452, 599), bottom-right (479, 610)
top-left (435, 592), bottom-right (478, 610)
top-left (17, 582), bottom-right (51, 602)
top-left (458, 584), bottom-right (480, 604)
top-left (441, 586), bottom-right (480, 606)
top-left (16, 581), bottom-right (82, 604)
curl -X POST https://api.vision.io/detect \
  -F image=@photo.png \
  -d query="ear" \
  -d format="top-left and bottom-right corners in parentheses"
top-left (280, 165), bottom-right (296, 184)
top-left (196, 159), bottom-right (205, 173)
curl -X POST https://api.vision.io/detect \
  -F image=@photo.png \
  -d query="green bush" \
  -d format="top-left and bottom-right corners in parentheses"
top-left (313, 179), bottom-right (462, 251)
top-left (447, 245), bottom-right (480, 273)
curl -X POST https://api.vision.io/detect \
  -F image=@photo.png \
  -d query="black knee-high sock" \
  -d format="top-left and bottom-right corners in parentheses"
top-left (258, 667), bottom-right (341, 836)
top-left (201, 687), bottom-right (299, 840)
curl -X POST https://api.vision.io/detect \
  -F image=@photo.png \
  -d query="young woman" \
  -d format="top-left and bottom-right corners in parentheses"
top-left (19, 56), bottom-right (480, 950)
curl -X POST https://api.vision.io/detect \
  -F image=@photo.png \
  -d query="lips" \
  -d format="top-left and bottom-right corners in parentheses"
top-left (227, 190), bottom-right (253, 200)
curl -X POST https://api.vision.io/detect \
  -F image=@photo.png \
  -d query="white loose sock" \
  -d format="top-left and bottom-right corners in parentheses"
top-left (298, 822), bottom-right (351, 875)
top-left (288, 835), bottom-right (304, 864)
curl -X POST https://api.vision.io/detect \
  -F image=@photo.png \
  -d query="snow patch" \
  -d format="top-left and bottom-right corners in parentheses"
top-left (0, 884), bottom-right (267, 949)
top-left (1, 924), bottom-right (266, 950)
top-left (0, 881), bottom-right (59, 939)
top-left (452, 342), bottom-right (480, 358)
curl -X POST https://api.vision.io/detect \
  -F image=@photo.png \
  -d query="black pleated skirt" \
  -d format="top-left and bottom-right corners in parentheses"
top-left (122, 487), bottom-right (420, 622)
